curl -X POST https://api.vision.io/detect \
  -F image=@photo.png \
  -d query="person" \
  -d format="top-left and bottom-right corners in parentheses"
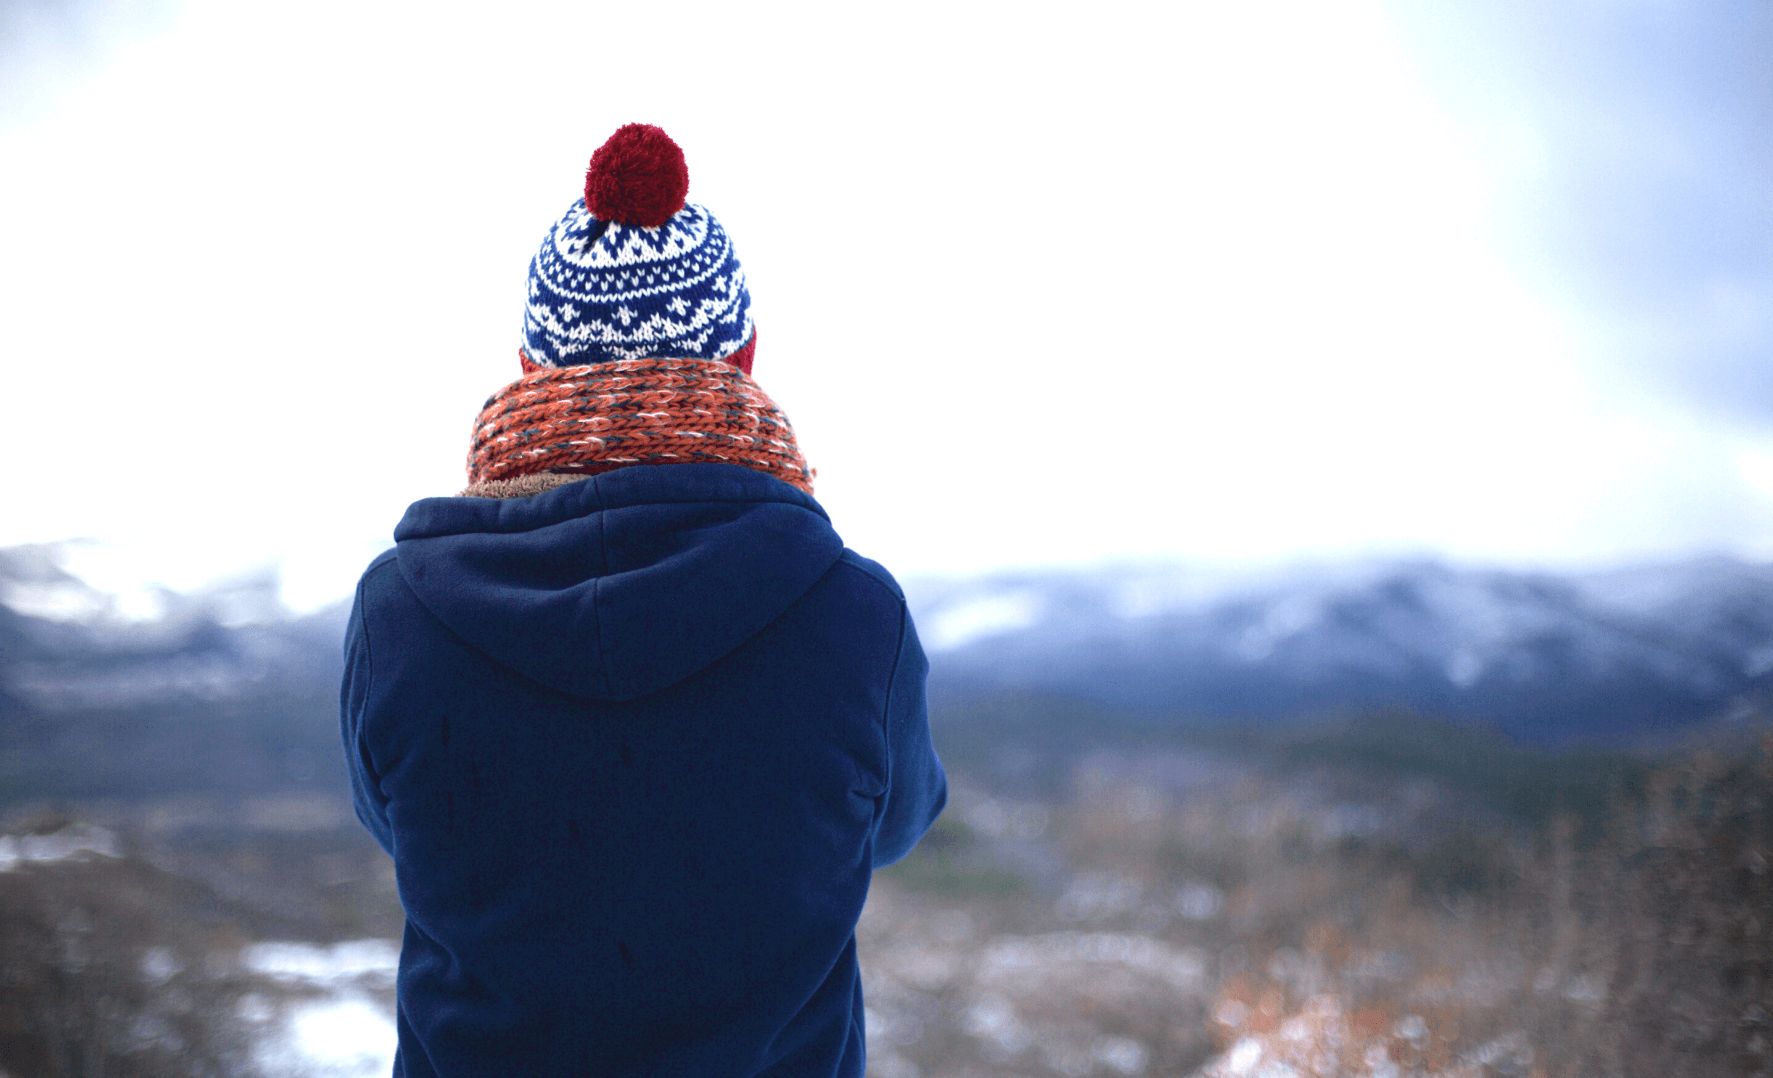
top-left (339, 123), bottom-right (947, 1077)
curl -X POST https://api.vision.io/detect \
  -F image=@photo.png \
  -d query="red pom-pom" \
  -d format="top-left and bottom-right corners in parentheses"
top-left (584, 124), bottom-right (689, 229)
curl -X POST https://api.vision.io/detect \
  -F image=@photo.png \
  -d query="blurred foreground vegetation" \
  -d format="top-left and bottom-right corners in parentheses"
top-left (870, 707), bottom-right (1772, 1078)
top-left (0, 706), bottom-right (1769, 1077)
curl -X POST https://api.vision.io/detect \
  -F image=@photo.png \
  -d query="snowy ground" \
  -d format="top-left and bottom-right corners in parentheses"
top-left (0, 822), bottom-right (400, 1078)
top-left (238, 940), bottom-right (399, 1078)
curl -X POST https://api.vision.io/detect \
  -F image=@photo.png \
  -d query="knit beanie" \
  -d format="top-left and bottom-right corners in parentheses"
top-left (520, 124), bottom-right (756, 374)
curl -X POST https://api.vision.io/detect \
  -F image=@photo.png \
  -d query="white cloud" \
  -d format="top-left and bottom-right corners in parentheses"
top-left (2, 0), bottom-right (1767, 605)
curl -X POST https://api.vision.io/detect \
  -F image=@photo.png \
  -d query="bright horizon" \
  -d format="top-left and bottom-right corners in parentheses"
top-left (3, 0), bottom-right (1770, 614)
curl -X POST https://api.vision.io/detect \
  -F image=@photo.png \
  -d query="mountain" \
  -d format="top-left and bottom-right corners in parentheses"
top-left (907, 556), bottom-right (1773, 746)
top-left (0, 546), bottom-right (350, 801)
top-left (2, 546), bottom-right (1770, 805)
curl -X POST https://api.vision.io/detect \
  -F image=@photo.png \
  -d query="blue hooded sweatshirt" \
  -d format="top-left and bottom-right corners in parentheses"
top-left (340, 463), bottom-right (947, 1077)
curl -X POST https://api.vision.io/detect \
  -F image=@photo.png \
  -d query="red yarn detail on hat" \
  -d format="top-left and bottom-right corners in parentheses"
top-left (584, 124), bottom-right (689, 228)
top-left (468, 357), bottom-right (812, 494)
top-left (724, 330), bottom-right (756, 376)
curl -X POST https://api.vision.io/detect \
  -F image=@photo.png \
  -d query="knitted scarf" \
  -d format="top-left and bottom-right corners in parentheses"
top-left (466, 357), bottom-right (814, 495)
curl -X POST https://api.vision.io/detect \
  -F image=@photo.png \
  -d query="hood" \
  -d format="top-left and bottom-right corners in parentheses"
top-left (393, 464), bottom-right (844, 702)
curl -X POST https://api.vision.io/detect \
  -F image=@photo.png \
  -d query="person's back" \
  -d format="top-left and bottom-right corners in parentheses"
top-left (340, 125), bottom-right (947, 1077)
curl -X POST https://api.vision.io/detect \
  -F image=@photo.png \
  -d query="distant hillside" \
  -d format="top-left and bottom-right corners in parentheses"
top-left (2, 546), bottom-right (1771, 805)
top-left (908, 557), bottom-right (1773, 746)
top-left (0, 547), bottom-right (350, 802)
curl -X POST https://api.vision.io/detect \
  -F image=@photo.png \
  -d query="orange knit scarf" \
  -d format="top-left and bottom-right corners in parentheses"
top-left (466, 357), bottom-right (814, 494)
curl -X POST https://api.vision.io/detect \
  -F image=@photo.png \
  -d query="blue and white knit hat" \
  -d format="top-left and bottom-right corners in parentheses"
top-left (520, 124), bottom-right (755, 372)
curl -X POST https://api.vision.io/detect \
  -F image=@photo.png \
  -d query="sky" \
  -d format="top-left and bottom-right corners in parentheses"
top-left (1, 0), bottom-right (1769, 614)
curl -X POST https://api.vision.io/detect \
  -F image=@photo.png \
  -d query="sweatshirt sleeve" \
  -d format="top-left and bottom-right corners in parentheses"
top-left (871, 603), bottom-right (948, 868)
top-left (340, 578), bottom-right (395, 857)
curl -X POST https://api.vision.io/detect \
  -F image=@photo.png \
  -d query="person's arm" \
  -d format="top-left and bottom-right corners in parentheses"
top-left (340, 579), bottom-right (395, 856)
top-left (872, 603), bottom-right (947, 867)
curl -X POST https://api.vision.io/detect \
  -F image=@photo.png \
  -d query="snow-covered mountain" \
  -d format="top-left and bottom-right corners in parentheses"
top-left (907, 557), bottom-right (1773, 745)
top-left (0, 545), bottom-right (350, 800)
top-left (0, 546), bottom-right (346, 710)
top-left (3, 545), bottom-right (1771, 797)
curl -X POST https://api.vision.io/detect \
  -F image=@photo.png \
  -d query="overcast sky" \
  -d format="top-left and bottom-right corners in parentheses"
top-left (2, 0), bottom-right (1769, 612)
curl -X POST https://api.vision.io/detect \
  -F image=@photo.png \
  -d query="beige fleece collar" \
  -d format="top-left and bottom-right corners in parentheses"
top-left (458, 473), bottom-right (591, 500)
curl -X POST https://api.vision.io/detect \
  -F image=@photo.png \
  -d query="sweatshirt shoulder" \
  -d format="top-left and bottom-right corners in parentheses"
top-left (832, 549), bottom-right (907, 605)
top-left (364, 546), bottom-right (399, 579)
top-left (351, 548), bottom-right (410, 630)
top-left (356, 547), bottom-right (402, 600)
